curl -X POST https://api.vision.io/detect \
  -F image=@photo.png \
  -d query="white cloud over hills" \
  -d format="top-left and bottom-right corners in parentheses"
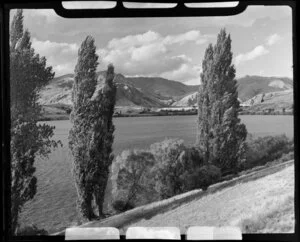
top-left (234, 45), bottom-right (269, 66)
top-left (32, 38), bottom-right (79, 76)
top-left (266, 33), bottom-right (281, 46)
top-left (33, 30), bottom-right (207, 83)
top-left (101, 30), bottom-right (209, 83)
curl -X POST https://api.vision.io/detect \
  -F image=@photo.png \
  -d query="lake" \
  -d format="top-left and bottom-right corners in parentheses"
top-left (19, 115), bottom-right (294, 233)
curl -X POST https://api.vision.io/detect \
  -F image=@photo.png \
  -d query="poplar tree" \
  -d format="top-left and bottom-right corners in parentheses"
top-left (10, 9), bottom-right (59, 234)
top-left (89, 64), bottom-right (117, 218)
top-left (197, 29), bottom-right (247, 173)
top-left (69, 36), bottom-right (116, 220)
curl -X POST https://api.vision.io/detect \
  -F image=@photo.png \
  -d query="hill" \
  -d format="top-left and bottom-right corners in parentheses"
top-left (38, 72), bottom-right (198, 110)
top-left (169, 75), bottom-right (293, 108)
top-left (171, 91), bottom-right (198, 107)
top-left (126, 76), bottom-right (198, 100)
top-left (241, 89), bottom-right (293, 113)
top-left (237, 75), bottom-right (293, 102)
top-left (38, 73), bottom-right (293, 119)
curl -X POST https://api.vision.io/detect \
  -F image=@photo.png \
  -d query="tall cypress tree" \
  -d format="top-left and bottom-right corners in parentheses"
top-left (69, 35), bottom-right (99, 220)
top-left (69, 36), bottom-right (116, 220)
top-left (10, 9), bottom-right (59, 234)
top-left (197, 29), bottom-right (247, 173)
top-left (89, 64), bottom-right (116, 218)
top-left (10, 9), bottom-right (24, 49)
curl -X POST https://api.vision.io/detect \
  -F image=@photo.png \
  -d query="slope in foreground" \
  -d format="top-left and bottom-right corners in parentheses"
top-left (121, 163), bottom-right (294, 234)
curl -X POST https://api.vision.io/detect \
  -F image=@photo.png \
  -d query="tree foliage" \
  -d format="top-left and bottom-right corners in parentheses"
top-left (242, 134), bottom-right (293, 170)
top-left (197, 29), bottom-right (247, 173)
top-left (111, 150), bottom-right (157, 212)
top-left (10, 9), bottom-right (59, 234)
top-left (184, 165), bottom-right (221, 191)
top-left (111, 139), bottom-right (218, 213)
top-left (69, 36), bottom-right (117, 220)
top-left (16, 224), bottom-right (48, 236)
top-left (150, 139), bottom-right (189, 199)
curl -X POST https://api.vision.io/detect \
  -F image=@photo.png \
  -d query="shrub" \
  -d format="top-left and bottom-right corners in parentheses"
top-left (16, 224), bottom-right (48, 235)
top-left (111, 139), bottom-right (206, 212)
top-left (265, 151), bottom-right (294, 167)
top-left (184, 165), bottom-right (221, 191)
top-left (111, 150), bottom-right (158, 212)
top-left (278, 151), bottom-right (294, 162)
top-left (150, 139), bottom-right (187, 199)
top-left (241, 134), bottom-right (294, 170)
top-left (176, 146), bottom-right (205, 192)
top-left (151, 139), bottom-right (206, 199)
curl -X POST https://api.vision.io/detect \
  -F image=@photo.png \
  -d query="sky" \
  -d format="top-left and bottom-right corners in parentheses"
top-left (10, 4), bottom-right (293, 85)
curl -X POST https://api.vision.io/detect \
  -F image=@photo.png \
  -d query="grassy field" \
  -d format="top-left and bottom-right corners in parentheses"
top-left (18, 115), bottom-right (294, 233)
top-left (120, 164), bottom-right (294, 234)
top-left (240, 194), bottom-right (294, 233)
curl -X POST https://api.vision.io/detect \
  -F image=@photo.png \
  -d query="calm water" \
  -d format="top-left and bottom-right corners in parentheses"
top-left (19, 115), bottom-right (294, 233)
top-left (49, 115), bottom-right (294, 154)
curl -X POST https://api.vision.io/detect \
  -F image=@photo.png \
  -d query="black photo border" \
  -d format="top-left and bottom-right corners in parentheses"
top-left (1, 0), bottom-right (298, 241)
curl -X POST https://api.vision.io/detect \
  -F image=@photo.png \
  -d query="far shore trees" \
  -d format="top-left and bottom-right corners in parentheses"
top-left (197, 29), bottom-right (247, 174)
top-left (69, 35), bottom-right (116, 220)
top-left (10, 9), bottom-right (60, 234)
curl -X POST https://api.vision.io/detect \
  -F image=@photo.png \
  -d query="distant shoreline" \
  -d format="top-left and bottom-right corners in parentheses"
top-left (39, 111), bottom-right (293, 122)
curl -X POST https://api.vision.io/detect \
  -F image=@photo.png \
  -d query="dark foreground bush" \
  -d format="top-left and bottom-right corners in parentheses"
top-left (150, 139), bottom-right (205, 199)
top-left (241, 134), bottom-right (293, 170)
top-left (16, 224), bottom-right (48, 235)
top-left (184, 165), bottom-right (221, 191)
top-left (265, 151), bottom-right (294, 167)
top-left (111, 139), bottom-right (207, 212)
top-left (110, 149), bottom-right (158, 212)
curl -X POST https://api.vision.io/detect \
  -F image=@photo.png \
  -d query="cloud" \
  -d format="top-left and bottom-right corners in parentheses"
top-left (32, 38), bottom-right (79, 75)
top-left (108, 30), bottom-right (161, 49)
top-left (160, 63), bottom-right (200, 83)
top-left (234, 45), bottom-right (269, 66)
top-left (101, 47), bottom-right (189, 77)
top-left (108, 30), bottom-right (208, 50)
top-left (163, 30), bottom-right (209, 45)
top-left (131, 42), bottom-right (167, 61)
top-left (97, 30), bottom-right (204, 82)
top-left (266, 33), bottom-right (281, 46)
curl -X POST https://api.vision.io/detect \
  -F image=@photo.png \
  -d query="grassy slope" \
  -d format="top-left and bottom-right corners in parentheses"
top-left (120, 164), bottom-right (294, 234)
top-left (237, 76), bottom-right (293, 102)
top-left (240, 194), bottom-right (294, 233)
top-left (241, 89), bottom-right (293, 113)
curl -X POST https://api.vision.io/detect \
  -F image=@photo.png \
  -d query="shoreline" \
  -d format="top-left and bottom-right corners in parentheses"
top-left (39, 112), bottom-right (293, 122)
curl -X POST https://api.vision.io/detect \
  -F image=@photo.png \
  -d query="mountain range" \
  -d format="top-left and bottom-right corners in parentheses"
top-left (38, 72), bottom-right (293, 118)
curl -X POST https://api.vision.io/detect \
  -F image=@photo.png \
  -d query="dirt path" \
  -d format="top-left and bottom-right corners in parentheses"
top-left (120, 164), bottom-right (294, 234)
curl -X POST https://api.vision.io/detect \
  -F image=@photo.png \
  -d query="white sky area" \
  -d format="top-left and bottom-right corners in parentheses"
top-left (10, 5), bottom-right (293, 85)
